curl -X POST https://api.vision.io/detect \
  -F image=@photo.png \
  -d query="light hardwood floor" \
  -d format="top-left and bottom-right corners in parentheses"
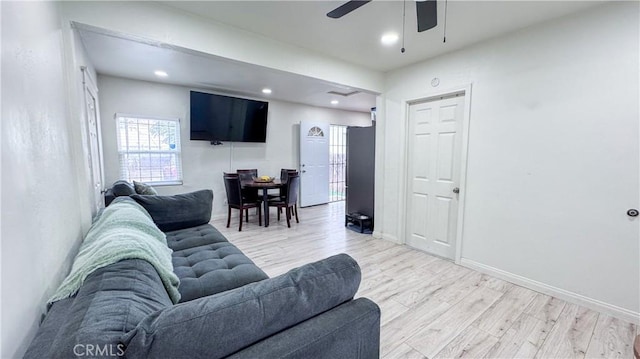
top-left (213, 202), bottom-right (637, 358)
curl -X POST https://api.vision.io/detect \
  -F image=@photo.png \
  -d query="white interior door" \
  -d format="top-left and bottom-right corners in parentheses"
top-left (406, 95), bottom-right (465, 259)
top-left (299, 121), bottom-right (329, 207)
top-left (82, 68), bottom-right (104, 214)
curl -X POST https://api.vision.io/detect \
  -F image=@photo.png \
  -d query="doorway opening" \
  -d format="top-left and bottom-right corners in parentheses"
top-left (329, 124), bottom-right (347, 202)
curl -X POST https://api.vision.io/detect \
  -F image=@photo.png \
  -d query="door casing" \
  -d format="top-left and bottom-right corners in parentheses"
top-left (398, 84), bottom-right (473, 264)
top-left (81, 66), bottom-right (105, 215)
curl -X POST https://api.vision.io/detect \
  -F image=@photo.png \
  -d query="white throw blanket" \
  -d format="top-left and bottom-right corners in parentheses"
top-left (49, 199), bottom-right (181, 304)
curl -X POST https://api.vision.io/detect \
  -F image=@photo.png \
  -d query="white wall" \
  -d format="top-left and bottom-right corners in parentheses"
top-left (60, 1), bottom-right (383, 94)
top-left (376, 2), bottom-right (639, 320)
top-left (97, 75), bottom-right (371, 218)
top-left (66, 25), bottom-right (100, 220)
top-left (1, 2), bottom-right (98, 357)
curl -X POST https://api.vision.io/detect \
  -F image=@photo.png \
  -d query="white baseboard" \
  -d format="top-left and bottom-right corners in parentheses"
top-left (383, 233), bottom-right (401, 244)
top-left (371, 230), bottom-right (401, 244)
top-left (460, 258), bottom-right (640, 325)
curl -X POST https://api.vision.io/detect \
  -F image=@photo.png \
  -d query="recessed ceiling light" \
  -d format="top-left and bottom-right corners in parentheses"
top-left (331, 100), bottom-right (339, 105)
top-left (154, 70), bottom-right (168, 77)
top-left (262, 88), bottom-right (272, 94)
top-left (381, 33), bottom-right (399, 46)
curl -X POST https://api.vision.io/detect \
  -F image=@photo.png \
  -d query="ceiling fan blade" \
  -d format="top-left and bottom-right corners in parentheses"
top-left (327, 0), bottom-right (371, 19)
top-left (416, 0), bottom-right (437, 32)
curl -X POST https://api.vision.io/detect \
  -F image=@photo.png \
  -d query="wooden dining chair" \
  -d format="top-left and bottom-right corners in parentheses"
top-left (281, 170), bottom-right (299, 218)
top-left (268, 173), bottom-right (300, 228)
top-left (236, 169), bottom-right (260, 208)
top-left (236, 169), bottom-right (258, 181)
top-left (223, 173), bottom-right (261, 231)
top-left (268, 168), bottom-right (297, 200)
top-left (281, 168), bottom-right (297, 180)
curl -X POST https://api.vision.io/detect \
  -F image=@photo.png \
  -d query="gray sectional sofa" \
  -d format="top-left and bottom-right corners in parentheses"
top-left (25, 183), bottom-right (380, 358)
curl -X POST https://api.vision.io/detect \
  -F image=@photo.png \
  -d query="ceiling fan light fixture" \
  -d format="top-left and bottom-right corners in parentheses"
top-left (381, 33), bottom-right (399, 46)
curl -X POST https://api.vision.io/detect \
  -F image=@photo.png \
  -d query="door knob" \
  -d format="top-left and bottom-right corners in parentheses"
top-left (453, 187), bottom-right (460, 194)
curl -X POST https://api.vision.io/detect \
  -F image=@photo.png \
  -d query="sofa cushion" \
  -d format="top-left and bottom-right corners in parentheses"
top-left (131, 190), bottom-right (213, 232)
top-left (167, 224), bottom-right (268, 302)
top-left (122, 254), bottom-right (361, 359)
top-left (227, 298), bottom-right (381, 359)
top-left (24, 259), bottom-right (172, 359)
top-left (165, 223), bottom-right (229, 251)
top-left (111, 180), bottom-right (136, 196)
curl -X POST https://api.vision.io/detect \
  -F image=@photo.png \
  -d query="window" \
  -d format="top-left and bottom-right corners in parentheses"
top-left (329, 125), bottom-right (347, 202)
top-left (308, 126), bottom-right (325, 137)
top-left (116, 114), bottom-right (182, 185)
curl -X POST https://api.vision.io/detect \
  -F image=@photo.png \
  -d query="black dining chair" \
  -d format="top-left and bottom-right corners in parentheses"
top-left (237, 169), bottom-right (260, 205)
top-left (236, 169), bottom-right (258, 181)
top-left (281, 169), bottom-right (298, 183)
top-left (268, 168), bottom-right (298, 200)
top-left (268, 173), bottom-right (300, 228)
top-left (223, 173), bottom-right (261, 231)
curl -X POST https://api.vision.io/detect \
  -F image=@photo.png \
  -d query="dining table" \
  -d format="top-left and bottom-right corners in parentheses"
top-left (242, 179), bottom-right (285, 227)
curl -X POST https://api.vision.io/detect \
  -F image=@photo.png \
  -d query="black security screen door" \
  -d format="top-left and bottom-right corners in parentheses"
top-left (329, 125), bottom-right (347, 202)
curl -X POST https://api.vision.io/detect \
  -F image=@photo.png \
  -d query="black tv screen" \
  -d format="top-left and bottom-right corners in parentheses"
top-left (190, 91), bottom-right (268, 143)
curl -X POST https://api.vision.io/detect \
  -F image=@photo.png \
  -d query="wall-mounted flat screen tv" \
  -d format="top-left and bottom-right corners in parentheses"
top-left (190, 91), bottom-right (269, 143)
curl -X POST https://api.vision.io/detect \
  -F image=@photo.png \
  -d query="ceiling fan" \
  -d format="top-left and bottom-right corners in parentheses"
top-left (327, 0), bottom-right (438, 33)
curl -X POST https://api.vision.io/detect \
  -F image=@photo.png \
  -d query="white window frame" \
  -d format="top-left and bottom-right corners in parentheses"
top-left (115, 113), bottom-right (183, 186)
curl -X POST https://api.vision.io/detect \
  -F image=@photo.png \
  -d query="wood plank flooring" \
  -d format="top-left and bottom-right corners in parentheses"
top-left (213, 202), bottom-right (637, 358)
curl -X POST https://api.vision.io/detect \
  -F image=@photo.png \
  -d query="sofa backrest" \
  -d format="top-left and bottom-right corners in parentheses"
top-left (24, 259), bottom-right (172, 358)
top-left (104, 180), bottom-right (136, 206)
top-left (111, 180), bottom-right (136, 196)
top-left (130, 189), bottom-right (213, 232)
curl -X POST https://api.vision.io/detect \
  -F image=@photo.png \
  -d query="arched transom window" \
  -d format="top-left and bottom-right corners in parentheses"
top-left (308, 126), bottom-right (324, 137)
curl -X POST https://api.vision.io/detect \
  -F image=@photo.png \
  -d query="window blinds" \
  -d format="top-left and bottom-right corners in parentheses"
top-left (115, 114), bottom-right (183, 185)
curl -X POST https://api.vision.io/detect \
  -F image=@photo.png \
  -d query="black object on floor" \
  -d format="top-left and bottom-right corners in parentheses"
top-left (346, 223), bottom-right (373, 235)
top-left (345, 213), bottom-right (373, 234)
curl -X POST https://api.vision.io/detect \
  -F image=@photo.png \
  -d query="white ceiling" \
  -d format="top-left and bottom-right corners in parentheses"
top-left (77, 25), bottom-right (378, 112)
top-left (161, 0), bottom-right (603, 72)
top-left (77, 1), bottom-right (602, 113)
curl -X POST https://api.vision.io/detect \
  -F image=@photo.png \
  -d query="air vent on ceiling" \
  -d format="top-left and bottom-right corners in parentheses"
top-left (327, 90), bottom-right (360, 97)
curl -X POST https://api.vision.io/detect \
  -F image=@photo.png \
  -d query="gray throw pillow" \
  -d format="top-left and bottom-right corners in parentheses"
top-left (130, 190), bottom-right (213, 232)
top-left (112, 180), bottom-right (136, 196)
top-left (133, 181), bottom-right (158, 195)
